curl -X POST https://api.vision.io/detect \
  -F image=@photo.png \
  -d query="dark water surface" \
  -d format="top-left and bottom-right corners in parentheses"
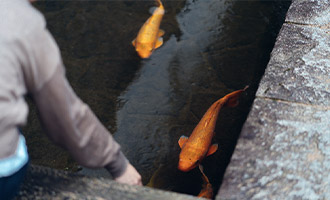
top-left (24, 0), bottom-right (290, 197)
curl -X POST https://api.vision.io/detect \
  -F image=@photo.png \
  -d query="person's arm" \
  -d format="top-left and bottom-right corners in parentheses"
top-left (33, 65), bottom-right (128, 177)
top-left (35, 66), bottom-right (141, 185)
top-left (19, 27), bottom-right (141, 185)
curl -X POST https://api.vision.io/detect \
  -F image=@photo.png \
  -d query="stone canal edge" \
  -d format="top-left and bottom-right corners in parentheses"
top-left (17, 0), bottom-right (329, 199)
top-left (218, 0), bottom-right (330, 199)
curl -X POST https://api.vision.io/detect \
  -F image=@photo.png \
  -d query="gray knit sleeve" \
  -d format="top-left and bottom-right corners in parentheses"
top-left (23, 28), bottom-right (128, 178)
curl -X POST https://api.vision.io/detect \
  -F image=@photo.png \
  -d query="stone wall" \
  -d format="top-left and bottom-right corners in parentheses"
top-left (218, 0), bottom-right (330, 199)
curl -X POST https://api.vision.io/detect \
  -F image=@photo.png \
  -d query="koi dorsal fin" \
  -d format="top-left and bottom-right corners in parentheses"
top-left (178, 135), bottom-right (189, 149)
top-left (206, 144), bottom-right (218, 156)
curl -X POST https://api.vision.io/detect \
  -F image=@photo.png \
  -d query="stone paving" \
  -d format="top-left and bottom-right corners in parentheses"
top-left (218, 0), bottom-right (330, 199)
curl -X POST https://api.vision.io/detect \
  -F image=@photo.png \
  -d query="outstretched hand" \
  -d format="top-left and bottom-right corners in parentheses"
top-left (115, 163), bottom-right (142, 186)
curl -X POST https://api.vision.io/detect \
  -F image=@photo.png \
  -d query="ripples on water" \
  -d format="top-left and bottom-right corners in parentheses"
top-left (25, 0), bottom-right (290, 196)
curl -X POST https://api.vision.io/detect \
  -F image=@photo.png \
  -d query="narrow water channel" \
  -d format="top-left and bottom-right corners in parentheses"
top-left (24, 0), bottom-right (290, 197)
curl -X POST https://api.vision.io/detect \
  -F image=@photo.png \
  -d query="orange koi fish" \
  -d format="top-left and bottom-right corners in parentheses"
top-left (178, 86), bottom-right (248, 172)
top-left (132, 0), bottom-right (165, 58)
top-left (197, 165), bottom-right (213, 199)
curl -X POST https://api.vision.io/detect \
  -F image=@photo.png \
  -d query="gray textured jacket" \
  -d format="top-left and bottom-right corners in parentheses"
top-left (0, 0), bottom-right (127, 178)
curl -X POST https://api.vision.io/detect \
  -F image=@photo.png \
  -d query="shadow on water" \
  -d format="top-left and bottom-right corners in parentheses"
top-left (24, 0), bottom-right (290, 197)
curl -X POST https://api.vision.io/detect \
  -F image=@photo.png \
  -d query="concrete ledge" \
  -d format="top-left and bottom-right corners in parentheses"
top-left (18, 165), bottom-right (201, 200)
top-left (218, 0), bottom-right (329, 199)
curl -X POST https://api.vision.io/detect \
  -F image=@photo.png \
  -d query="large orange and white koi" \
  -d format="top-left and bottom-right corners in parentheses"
top-left (178, 86), bottom-right (248, 172)
top-left (132, 0), bottom-right (165, 58)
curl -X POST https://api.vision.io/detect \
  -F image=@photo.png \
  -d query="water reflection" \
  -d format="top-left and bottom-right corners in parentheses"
top-left (25, 0), bottom-right (289, 197)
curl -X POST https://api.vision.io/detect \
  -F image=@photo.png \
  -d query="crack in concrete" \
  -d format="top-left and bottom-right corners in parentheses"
top-left (285, 21), bottom-right (330, 31)
top-left (255, 96), bottom-right (330, 110)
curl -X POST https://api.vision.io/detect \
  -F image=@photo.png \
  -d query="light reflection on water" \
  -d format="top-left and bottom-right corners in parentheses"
top-left (25, 0), bottom-right (290, 197)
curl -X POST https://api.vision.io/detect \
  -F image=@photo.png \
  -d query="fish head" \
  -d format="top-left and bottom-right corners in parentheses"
top-left (178, 159), bottom-right (198, 172)
top-left (178, 150), bottom-right (200, 172)
top-left (135, 43), bottom-right (153, 58)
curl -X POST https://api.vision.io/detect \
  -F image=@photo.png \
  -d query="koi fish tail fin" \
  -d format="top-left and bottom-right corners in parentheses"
top-left (198, 165), bottom-right (213, 199)
top-left (156, 0), bottom-right (163, 7)
top-left (150, 0), bottom-right (164, 14)
top-left (198, 165), bottom-right (209, 183)
top-left (155, 0), bottom-right (165, 13)
top-left (225, 85), bottom-right (249, 108)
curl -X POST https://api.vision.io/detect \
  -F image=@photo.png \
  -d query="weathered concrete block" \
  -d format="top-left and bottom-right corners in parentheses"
top-left (286, 0), bottom-right (330, 26)
top-left (218, 98), bottom-right (330, 200)
top-left (256, 23), bottom-right (330, 106)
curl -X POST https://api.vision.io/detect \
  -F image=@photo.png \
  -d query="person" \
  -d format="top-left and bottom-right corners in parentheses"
top-left (0, 0), bottom-right (142, 199)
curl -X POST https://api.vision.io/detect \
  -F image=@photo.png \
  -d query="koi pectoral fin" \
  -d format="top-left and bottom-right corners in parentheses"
top-left (226, 97), bottom-right (239, 107)
top-left (155, 37), bottom-right (163, 49)
top-left (132, 39), bottom-right (136, 47)
top-left (225, 92), bottom-right (243, 107)
top-left (206, 144), bottom-right (218, 156)
top-left (158, 29), bottom-right (165, 37)
top-left (225, 86), bottom-right (248, 107)
top-left (178, 135), bottom-right (189, 148)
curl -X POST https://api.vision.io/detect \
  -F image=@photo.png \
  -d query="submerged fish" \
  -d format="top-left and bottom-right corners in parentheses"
top-left (197, 165), bottom-right (213, 199)
top-left (146, 163), bottom-right (178, 191)
top-left (146, 164), bottom-right (169, 189)
top-left (178, 86), bottom-right (248, 172)
top-left (132, 0), bottom-right (165, 58)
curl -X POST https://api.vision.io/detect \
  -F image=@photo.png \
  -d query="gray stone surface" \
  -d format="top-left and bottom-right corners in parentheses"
top-left (218, 98), bottom-right (330, 199)
top-left (218, 0), bottom-right (330, 199)
top-left (17, 165), bottom-right (202, 200)
top-left (256, 23), bottom-right (330, 106)
top-left (286, 0), bottom-right (330, 26)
